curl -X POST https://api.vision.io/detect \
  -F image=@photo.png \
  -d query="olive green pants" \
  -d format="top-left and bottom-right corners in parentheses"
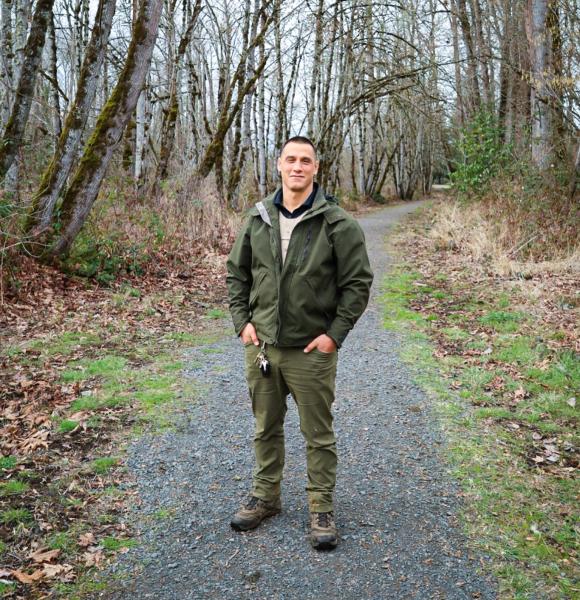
top-left (244, 343), bottom-right (338, 513)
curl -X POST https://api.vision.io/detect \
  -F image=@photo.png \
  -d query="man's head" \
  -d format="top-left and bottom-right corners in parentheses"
top-left (277, 136), bottom-right (319, 194)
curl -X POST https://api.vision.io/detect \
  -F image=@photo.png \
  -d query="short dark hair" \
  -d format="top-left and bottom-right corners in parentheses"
top-left (281, 136), bottom-right (317, 157)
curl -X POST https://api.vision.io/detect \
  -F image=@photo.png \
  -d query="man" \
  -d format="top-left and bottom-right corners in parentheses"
top-left (226, 136), bottom-right (373, 550)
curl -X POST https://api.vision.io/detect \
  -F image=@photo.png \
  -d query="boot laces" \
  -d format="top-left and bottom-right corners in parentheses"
top-left (244, 496), bottom-right (261, 510)
top-left (316, 512), bottom-right (333, 528)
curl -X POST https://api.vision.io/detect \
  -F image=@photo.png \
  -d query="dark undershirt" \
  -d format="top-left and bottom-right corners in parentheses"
top-left (274, 183), bottom-right (318, 219)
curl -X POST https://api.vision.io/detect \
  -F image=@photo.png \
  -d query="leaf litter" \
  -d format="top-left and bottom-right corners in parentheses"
top-left (0, 251), bottom-right (228, 597)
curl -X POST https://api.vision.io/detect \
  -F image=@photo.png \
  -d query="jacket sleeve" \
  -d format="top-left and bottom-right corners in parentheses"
top-left (326, 217), bottom-right (374, 348)
top-left (226, 217), bottom-right (253, 336)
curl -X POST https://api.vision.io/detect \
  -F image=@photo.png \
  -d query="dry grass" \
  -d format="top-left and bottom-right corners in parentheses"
top-left (429, 196), bottom-right (579, 278)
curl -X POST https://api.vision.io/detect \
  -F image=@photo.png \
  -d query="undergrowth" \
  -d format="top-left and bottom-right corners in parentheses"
top-left (382, 205), bottom-right (579, 599)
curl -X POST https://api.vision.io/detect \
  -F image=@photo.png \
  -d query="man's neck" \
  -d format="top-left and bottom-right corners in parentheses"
top-left (282, 184), bottom-right (314, 213)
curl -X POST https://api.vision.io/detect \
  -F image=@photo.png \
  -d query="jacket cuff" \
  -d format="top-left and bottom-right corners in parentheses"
top-left (326, 323), bottom-right (348, 349)
top-left (232, 314), bottom-right (250, 337)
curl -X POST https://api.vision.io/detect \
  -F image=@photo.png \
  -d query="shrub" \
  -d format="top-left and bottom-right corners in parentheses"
top-left (451, 111), bottom-right (510, 193)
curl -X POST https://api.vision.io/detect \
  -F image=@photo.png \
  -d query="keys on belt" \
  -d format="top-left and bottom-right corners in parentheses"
top-left (254, 341), bottom-right (271, 377)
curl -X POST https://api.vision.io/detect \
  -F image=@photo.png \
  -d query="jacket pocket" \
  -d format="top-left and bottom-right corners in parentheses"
top-left (306, 277), bottom-right (332, 322)
top-left (249, 271), bottom-right (266, 309)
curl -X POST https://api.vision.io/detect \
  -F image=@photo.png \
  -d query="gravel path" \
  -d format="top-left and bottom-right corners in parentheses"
top-left (102, 202), bottom-right (497, 599)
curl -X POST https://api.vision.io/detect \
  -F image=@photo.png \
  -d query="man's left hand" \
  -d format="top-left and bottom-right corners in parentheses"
top-left (304, 334), bottom-right (337, 354)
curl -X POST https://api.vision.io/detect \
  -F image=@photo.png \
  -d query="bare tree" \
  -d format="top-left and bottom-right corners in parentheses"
top-left (0, 0), bottom-right (55, 182)
top-left (47, 0), bottom-right (164, 256)
top-left (25, 0), bottom-right (117, 235)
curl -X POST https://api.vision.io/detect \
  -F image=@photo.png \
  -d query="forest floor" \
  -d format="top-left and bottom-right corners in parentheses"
top-left (0, 196), bottom-right (577, 599)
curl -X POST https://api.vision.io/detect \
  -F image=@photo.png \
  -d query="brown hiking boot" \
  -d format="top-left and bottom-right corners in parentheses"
top-left (230, 496), bottom-right (281, 531)
top-left (310, 511), bottom-right (338, 550)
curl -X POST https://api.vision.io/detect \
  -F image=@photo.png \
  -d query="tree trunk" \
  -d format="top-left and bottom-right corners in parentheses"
top-left (134, 90), bottom-right (146, 181)
top-left (25, 0), bottom-right (117, 234)
top-left (527, 0), bottom-right (552, 169)
top-left (455, 0), bottom-right (481, 116)
top-left (307, 0), bottom-right (324, 138)
top-left (0, 0), bottom-right (14, 125)
top-left (47, 0), bottom-right (164, 256)
top-left (48, 12), bottom-right (61, 139)
top-left (0, 0), bottom-right (55, 182)
top-left (449, 0), bottom-right (465, 126)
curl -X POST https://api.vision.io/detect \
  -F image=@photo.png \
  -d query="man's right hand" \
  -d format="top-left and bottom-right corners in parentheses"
top-left (241, 323), bottom-right (260, 346)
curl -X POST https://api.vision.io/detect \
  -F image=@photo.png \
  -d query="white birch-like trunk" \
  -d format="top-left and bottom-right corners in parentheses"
top-left (527, 0), bottom-right (552, 169)
top-left (134, 90), bottom-right (146, 181)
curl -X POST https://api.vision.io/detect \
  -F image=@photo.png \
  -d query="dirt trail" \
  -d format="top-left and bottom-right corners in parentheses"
top-left (101, 201), bottom-right (497, 600)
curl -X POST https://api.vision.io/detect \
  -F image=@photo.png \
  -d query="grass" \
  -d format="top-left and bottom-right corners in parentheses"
top-left (28, 331), bottom-right (103, 357)
top-left (101, 536), bottom-right (137, 552)
top-left (58, 419), bottom-right (79, 433)
top-left (206, 308), bottom-right (228, 319)
top-left (0, 456), bottom-right (17, 470)
top-left (48, 531), bottom-right (79, 555)
top-left (380, 262), bottom-right (579, 598)
top-left (1, 508), bottom-right (32, 525)
top-left (0, 582), bottom-right (16, 596)
top-left (60, 355), bottom-right (128, 383)
top-left (1, 288), bottom-right (231, 598)
top-left (90, 457), bottom-right (120, 475)
top-left (0, 480), bottom-right (29, 497)
top-left (52, 576), bottom-right (109, 599)
top-left (478, 310), bottom-right (525, 333)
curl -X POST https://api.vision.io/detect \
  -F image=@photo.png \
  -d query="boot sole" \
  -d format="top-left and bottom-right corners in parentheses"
top-left (310, 535), bottom-right (338, 550)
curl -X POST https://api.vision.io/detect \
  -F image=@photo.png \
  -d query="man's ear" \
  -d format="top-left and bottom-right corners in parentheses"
top-left (314, 160), bottom-right (320, 175)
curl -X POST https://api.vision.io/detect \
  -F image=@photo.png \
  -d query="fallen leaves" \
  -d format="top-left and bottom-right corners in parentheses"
top-left (1, 250), bottom-right (229, 596)
top-left (11, 569), bottom-right (44, 584)
top-left (29, 548), bottom-right (61, 563)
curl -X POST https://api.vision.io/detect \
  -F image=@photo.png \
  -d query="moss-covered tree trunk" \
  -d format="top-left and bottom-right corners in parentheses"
top-left (0, 0), bottom-right (14, 125)
top-left (0, 0), bottom-right (54, 182)
top-left (48, 0), bottom-right (164, 257)
top-left (154, 0), bottom-right (202, 193)
top-left (25, 0), bottom-right (116, 236)
top-left (196, 3), bottom-right (271, 181)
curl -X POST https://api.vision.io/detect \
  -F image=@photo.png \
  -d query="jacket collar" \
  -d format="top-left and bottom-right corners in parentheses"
top-left (258, 185), bottom-right (329, 226)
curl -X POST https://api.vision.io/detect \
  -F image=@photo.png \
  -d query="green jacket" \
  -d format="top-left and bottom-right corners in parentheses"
top-left (226, 186), bottom-right (373, 348)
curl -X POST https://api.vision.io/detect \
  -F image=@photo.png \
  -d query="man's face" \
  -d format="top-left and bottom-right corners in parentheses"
top-left (277, 142), bottom-right (319, 193)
